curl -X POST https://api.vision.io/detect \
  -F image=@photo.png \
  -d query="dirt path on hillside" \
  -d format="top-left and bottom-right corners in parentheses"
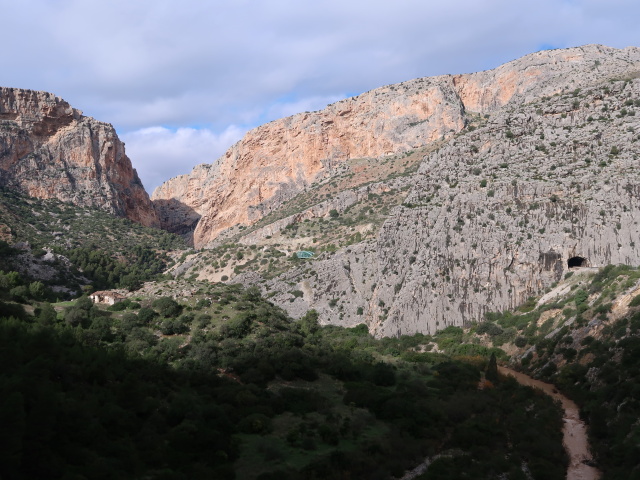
top-left (498, 366), bottom-right (601, 480)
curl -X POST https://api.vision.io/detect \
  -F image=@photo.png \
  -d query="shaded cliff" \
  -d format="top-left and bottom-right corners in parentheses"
top-left (0, 87), bottom-right (158, 227)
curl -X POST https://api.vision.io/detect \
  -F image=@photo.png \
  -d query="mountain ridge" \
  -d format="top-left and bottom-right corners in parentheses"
top-left (155, 44), bottom-right (640, 338)
top-left (152, 44), bottom-right (640, 248)
top-left (4, 44), bottom-right (640, 338)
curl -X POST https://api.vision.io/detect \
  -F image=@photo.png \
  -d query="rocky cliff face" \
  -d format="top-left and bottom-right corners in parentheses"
top-left (153, 44), bottom-right (640, 248)
top-left (235, 65), bottom-right (640, 336)
top-left (0, 87), bottom-right (158, 227)
top-left (159, 44), bottom-right (640, 337)
top-left (152, 78), bottom-right (466, 246)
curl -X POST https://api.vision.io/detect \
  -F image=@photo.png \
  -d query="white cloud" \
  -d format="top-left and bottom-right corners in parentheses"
top-left (121, 125), bottom-right (247, 193)
top-left (1, 0), bottom-right (640, 190)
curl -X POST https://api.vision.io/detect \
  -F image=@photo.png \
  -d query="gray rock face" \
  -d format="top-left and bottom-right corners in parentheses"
top-left (0, 87), bottom-right (159, 227)
top-left (236, 59), bottom-right (640, 337)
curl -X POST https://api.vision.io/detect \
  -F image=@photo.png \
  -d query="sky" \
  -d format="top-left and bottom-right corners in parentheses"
top-left (1, 0), bottom-right (639, 192)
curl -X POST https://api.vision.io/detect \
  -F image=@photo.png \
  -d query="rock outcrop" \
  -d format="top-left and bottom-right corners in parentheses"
top-left (0, 87), bottom-right (158, 227)
top-left (153, 44), bottom-right (640, 248)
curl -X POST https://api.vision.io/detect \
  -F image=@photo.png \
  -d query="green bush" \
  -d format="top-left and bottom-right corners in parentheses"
top-left (137, 307), bottom-right (156, 324)
top-left (159, 317), bottom-right (190, 335)
top-left (514, 336), bottom-right (527, 348)
top-left (629, 294), bottom-right (640, 307)
top-left (476, 322), bottom-right (503, 336)
top-left (108, 299), bottom-right (131, 311)
top-left (152, 297), bottom-right (183, 318)
top-left (574, 289), bottom-right (588, 306)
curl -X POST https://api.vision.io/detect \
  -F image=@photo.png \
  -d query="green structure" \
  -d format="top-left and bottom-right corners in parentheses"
top-left (296, 251), bottom-right (315, 259)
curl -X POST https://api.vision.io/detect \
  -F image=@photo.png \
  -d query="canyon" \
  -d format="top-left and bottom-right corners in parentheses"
top-left (2, 43), bottom-right (640, 479)
top-left (4, 45), bottom-right (640, 337)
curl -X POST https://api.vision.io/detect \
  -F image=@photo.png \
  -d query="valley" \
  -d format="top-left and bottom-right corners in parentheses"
top-left (2, 44), bottom-right (640, 479)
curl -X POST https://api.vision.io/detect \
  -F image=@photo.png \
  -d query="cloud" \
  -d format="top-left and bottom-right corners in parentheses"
top-left (1, 0), bottom-right (640, 188)
top-left (121, 125), bottom-right (247, 193)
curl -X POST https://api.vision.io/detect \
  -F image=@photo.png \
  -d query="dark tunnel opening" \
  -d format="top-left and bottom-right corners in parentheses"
top-left (567, 256), bottom-right (587, 268)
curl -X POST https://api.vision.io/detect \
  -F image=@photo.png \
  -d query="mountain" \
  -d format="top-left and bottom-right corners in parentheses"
top-left (157, 44), bottom-right (640, 337)
top-left (3, 45), bottom-right (640, 479)
top-left (152, 44), bottom-right (640, 248)
top-left (0, 87), bottom-right (158, 227)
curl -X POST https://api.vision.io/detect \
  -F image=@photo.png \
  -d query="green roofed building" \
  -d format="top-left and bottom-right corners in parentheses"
top-left (296, 251), bottom-right (314, 259)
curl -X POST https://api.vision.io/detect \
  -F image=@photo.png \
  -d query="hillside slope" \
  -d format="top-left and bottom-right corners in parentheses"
top-left (458, 265), bottom-right (640, 479)
top-left (0, 188), bottom-right (184, 297)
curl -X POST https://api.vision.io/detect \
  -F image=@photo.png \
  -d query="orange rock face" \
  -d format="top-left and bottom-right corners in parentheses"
top-left (0, 87), bottom-right (158, 227)
top-left (152, 45), bottom-right (640, 248)
top-left (153, 79), bottom-right (467, 247)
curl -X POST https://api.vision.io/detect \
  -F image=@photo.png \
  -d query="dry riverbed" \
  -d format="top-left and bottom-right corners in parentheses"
top-left (498, 366), bottom-right (601, 480)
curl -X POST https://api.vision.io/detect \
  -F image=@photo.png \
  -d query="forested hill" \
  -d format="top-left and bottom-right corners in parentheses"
top-left (0, 279), bottom-right (566, 479)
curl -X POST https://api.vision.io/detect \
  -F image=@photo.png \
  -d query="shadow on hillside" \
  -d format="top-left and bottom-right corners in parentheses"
top-left (152, 198), bottom-right (201, 246)
top-left (0, 317), bottom-right (235, 479)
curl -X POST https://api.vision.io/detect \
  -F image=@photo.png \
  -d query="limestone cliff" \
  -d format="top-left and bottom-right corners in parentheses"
top-left (234, 66), bottom-right (640, 336)
top-left (158, 44), bottom-right (640, 337)
top-left (0, 87), bottom-right (158, 227)
top-left (153, 44), bottom-right (640, 248)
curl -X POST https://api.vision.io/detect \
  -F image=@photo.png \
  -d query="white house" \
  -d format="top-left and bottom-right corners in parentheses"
top-left (89, 290), bottom-right (126, 305)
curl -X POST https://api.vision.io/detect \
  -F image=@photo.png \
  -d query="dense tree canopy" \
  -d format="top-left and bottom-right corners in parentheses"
top-left (0, 279), bottom-right (567, 479)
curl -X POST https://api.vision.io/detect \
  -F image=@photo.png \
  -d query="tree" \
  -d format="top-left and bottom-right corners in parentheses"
top-left (152, 297), bottom-right (182, 318)
top-left (28, 281), bottom-right (46, 300)
top-left (120, 274), bottom-right (142, 292)
top-left (9, 286), bottom-right (28, 303)
top-left (486, 352), bottom-right (499, 382)
top-left (298, 310), bottom-right (319, 336)
top-left (75, 295), bottom-right (94, 311)
top-left (36, 303), bottom-right (57, 325)
top-left (137, 307), bottom-right (156, 325)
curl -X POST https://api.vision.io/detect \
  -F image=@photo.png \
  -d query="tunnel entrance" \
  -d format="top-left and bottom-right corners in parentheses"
top-left (567, 256), bottom-right (588, 268)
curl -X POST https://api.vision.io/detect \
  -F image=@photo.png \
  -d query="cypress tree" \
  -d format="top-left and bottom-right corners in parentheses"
top-left (486, 352), bottom-right (499, 382)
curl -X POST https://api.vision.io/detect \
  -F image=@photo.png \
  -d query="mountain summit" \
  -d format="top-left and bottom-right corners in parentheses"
top-left (152, 44), bottom-right (640, 249)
